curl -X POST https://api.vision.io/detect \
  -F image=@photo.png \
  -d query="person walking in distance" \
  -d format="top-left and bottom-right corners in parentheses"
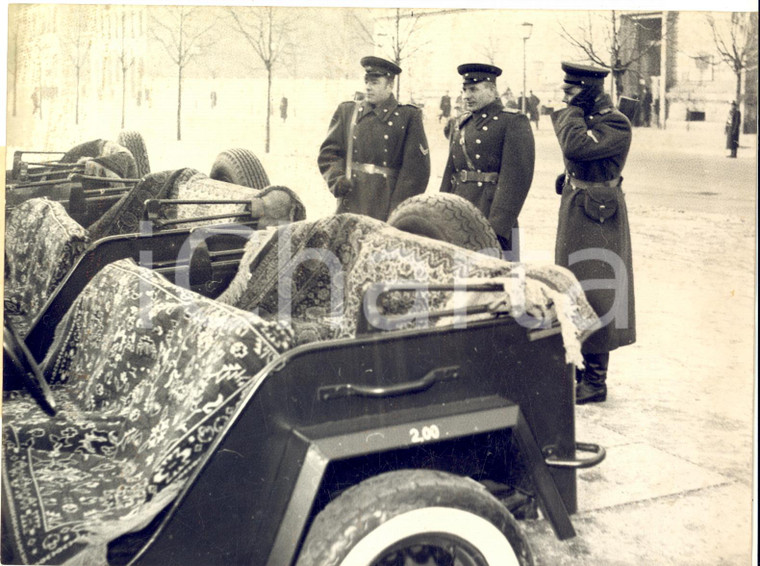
top-left (725, 101), bottom-right (741, 158)
top-left (552, 61), bottom-right (637, 404)
top-left (440, 63), bottom-right (535, 260)
top-left (318, 56), bottom-right (430, 221)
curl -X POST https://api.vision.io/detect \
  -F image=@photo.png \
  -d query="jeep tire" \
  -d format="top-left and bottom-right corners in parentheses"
top-left (116, 130), bottom-right (151, 177)
top-left (388, 193), bottom-right (500, 253)
top-left (209, 148), bottom-right (269, 189)
top-left (296, 469), bottom-right (534, 566)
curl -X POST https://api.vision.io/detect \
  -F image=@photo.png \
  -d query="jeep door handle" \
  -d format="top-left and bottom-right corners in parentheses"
top-left (318, 365), bottom-right (460, 401)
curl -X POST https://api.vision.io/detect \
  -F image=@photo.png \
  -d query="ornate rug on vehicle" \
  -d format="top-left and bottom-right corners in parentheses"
top-left (217, 213), bottom-right (600, 365)
top-left (167, 175), bottom-right (307, 227)
top-left (1, 260), bottom-right (293, 565)
top-left (4, 198), bottom-right (90, 336)
top-left (86, 168), bottom-right (199, 239)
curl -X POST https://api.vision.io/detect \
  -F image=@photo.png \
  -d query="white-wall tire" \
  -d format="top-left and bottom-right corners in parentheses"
top-left (296, 469), bottom-right (534, 566)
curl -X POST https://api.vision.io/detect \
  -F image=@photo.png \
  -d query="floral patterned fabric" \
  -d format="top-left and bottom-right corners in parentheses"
top-left (167, 176), bottom-right (306, 228)
top-left (86, 169), bottom-right (197, 239)
top-left (4, 199), bottom-right (90, 336)
top-left (217, 214), bottom-right (600, 363)
top-left (1, 259), bottom-right (293, 565)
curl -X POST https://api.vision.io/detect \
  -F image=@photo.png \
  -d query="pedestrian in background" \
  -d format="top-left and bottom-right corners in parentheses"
top-left (440, 63), bottom-right (535, 259)
top-left (439, 91), bottom-right (452, 123)
top-left (725, 101), bottom-right (741, 158)
top-left (528, 90), bottom-right (541, 129)
top-left (280, 96), bottom-right (288, 122)
top-left (552, 61), bottom-right (637, 405)
top-left (318, 56), bottom-right (430, 221)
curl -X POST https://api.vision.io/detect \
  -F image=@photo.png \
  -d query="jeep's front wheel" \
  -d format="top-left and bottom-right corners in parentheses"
top-left (296, 470), bottom-right (534, 566)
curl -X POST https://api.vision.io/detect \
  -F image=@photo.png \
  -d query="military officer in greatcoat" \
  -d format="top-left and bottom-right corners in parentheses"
top-left (552, 61), bottom-right (637, 404)
top-left (318, 56), bottom-right (430, 221)
top-left (440, 63), bottom-right (535, 260)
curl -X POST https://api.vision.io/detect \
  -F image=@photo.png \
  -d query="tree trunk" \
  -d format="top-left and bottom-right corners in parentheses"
top-left (76, 66), bottom-right (80, 125)
top-left (177, 65), bottom-right (183, 141)
top-left (121, 69), bottom-right (127, 129)
top-left (266, 66), bottom-right (272, 153)
top-left (735, 69), bottom-right (742, 106)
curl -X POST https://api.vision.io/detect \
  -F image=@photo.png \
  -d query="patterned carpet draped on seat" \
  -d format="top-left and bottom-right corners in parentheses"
top-left (217, 214), bottom-right (600, 363)
top-left (2, 260), bottom-right (293, 565)
top-left (4, 199), bottom-right (90, 335)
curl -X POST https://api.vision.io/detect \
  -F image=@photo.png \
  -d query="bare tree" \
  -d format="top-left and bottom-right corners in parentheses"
top-left (354, 8), bottom-right (429, 99)
top-left (60, 6), bottom-right (91, 125)
top-left (8, 24), bottom-right (20, 117)
top-left (118, 12), bottom-right (135, 129)
top-left (149, 6), bottom-right (217, 140)
top-left (559, 11), bottom-right (664, 99)
top-left (228, 7), bottom-right (297, 153)
top-left (479, 33), bottom-right (500, 66)
top-left (706, 12), bottom-right (758, 109)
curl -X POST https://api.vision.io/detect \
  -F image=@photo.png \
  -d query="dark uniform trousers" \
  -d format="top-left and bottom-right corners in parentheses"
top-left (318, 94), bottom-right (430, 221)
top-left (552, 96), bottom-right (637, 384)
top-left (440, 99), bottom-right (535, 260)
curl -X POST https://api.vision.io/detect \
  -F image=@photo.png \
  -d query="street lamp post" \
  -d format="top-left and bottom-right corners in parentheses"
top-left (521, 22), bottom-right (533, 115)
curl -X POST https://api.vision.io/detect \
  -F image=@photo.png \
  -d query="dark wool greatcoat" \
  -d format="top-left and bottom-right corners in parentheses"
top-left (318, 94), bottom-right (431, 221)
top-left (725, 106), bottom-right (741, 151)
top-left (552, 95), bottom-right (636, 354)
top-left (439, 99), bottom-right (535, 253)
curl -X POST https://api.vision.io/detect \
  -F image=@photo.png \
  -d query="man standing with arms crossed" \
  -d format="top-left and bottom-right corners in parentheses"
top-left (553, 62), bottom-right (636, 404)
top-left (440, 63), bottom-right (535, 260)
top-left (318, 56), bottom-right (430, 221)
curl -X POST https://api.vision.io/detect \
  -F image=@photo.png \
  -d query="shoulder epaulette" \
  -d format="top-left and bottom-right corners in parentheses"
top-left (598, 107), bottom-right (613, 115)
top-left (502, 107), bottom-right (520, 114)
top-left (401, 103), bottom-right (421, 110)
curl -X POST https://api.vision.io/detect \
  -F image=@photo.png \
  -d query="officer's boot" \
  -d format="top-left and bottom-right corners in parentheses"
top-left (576, 352), bottom-right (609, 405)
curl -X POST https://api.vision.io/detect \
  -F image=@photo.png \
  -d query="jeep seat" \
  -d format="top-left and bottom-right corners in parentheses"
top-left (4, 198), bottom-right (90, 335)
top-left (1, 259), bottom-right (293, 565)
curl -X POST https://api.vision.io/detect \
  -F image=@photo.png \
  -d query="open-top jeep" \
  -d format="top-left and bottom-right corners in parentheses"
top-left (4, 154), bottom-right (604, 565)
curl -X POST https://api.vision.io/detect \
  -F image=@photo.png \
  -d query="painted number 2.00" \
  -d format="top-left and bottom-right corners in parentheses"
top-left (409, 424), bottom-right (441, 444)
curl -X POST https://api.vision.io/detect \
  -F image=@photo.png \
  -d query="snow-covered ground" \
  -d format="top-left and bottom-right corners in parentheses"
top-left (4, 100), bottom-right (757, 564)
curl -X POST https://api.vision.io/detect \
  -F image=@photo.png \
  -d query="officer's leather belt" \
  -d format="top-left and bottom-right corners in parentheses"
top-left (567, 175), bottom-right (621, 190)
top-left (353, 162), bottom-right (398, 179)
top-left (457, 170), bottom-right (499, 183)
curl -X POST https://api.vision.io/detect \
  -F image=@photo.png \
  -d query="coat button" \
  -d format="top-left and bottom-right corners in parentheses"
top-left (475, 154), bottom-right (481, 159)
top-left (383, 161), bottom-right (387, 166)
top-left (476, 139), bottom-right (481, 144)
top-left (483, 126), bottom-right (488, 131)
top-left (493, 116), bottom-right (499, 120)
top-left (384, 134), bottom-right (389, 139)
top-left (477, 182), bottom-right (483, 187)
top-left (389, 121), bottom-right (393, 125)
top-left (481, 113), bottom-right (487, 118)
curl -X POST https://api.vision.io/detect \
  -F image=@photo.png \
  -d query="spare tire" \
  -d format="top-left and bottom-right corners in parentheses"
top-left (116, 130), bottom-right (151, 177)
top-left (388, 193), bottom-right (500, 254)
top-left (210, 148), bottom-right (269, 189)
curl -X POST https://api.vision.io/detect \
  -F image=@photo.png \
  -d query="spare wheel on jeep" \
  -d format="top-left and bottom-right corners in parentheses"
top-left (210, 148), bottom-right (270, 189)
top-left (116, 130), bottom-right (151, 177)
top-left (388, 193), bottom-right (500, 254)
top-left (296, 469), bottom-right (534, 566)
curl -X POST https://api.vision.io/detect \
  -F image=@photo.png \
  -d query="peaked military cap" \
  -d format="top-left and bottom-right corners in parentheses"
top-left (361, 56), bottom-right (402, 77)
top-left (561, 62), bottom-right (609, 86)
top-left (458, 63), bottom-right (502, 85)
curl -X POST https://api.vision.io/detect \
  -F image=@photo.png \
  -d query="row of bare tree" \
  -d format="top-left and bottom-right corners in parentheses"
top-left (7, 8), bottom-right (757, 150)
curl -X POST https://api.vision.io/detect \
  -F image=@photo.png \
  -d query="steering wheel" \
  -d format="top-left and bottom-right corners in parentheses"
top-left (3, 322), bottom-right (57, 416)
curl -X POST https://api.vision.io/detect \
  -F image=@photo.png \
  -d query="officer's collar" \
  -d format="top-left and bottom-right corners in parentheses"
top-left (359, 94), bottom-right (398, 122)
top-left (460, 98), bottom-right (504, 126)
top-left (590, 94), bottom-right (614, 115)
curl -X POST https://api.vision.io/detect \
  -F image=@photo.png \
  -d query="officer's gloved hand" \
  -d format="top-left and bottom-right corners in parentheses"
top-left (569, 88), bottom-right (598, 115)
top-left (334, 176), bottom-right (353, 197)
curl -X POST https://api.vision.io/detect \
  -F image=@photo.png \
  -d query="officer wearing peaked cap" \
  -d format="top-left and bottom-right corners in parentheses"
top-left (552, 61), bottom-right (636, 405)
top-left (318, 56), bottom-right (430, 221)
top-left (440, 63), bottom-right (535, 260)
